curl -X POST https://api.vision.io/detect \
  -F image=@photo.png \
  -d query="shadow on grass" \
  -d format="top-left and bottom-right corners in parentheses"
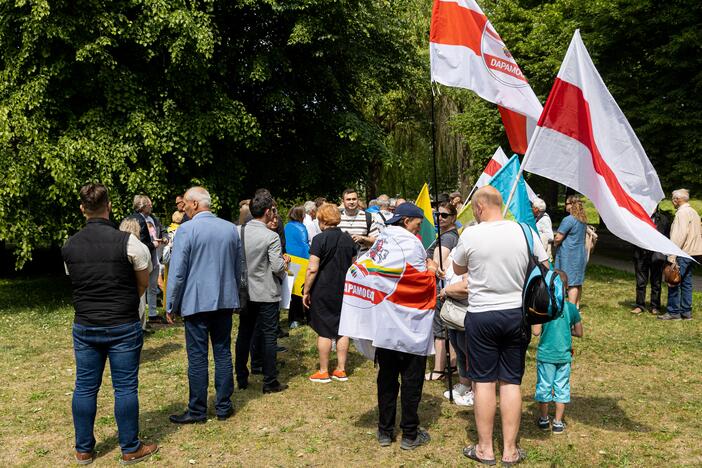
top-left (94, 402), bottom-right (184, 460)
top-left (0, 275), bottom-right (72, 311)
top-left (352, 393), bottom-right (445, 431)
top-left (141, 342), bottom-right (183, 364)
top-left (524, 396), bottom-right (651, 434)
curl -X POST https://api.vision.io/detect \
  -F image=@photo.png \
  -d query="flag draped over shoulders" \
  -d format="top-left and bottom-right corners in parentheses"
top-left (338, 226), bottom-right (437, 358)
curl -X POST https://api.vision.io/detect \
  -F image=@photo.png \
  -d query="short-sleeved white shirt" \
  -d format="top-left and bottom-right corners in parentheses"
top-left (453, 220), bottom-right (548, 313)
top-left (127, 234), bottom-right (152, 272)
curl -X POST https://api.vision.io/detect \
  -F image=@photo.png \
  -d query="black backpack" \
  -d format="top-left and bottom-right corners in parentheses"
top-left (518, 223), bottom-right (566, 325)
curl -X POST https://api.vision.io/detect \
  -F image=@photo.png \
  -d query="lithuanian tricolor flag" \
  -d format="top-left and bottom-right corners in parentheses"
top-left (414, 183), bottom-right (436, 249)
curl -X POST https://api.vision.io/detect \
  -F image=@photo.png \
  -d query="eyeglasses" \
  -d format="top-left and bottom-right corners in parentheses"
top-left (438, 212), bottom-right (452, 219)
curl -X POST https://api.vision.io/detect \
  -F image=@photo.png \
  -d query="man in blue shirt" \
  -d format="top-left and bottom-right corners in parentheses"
top-left (166, 186), bottom-right (242, 423)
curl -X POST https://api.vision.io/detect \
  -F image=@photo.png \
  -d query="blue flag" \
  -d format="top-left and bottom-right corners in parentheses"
top-left (489, 154), bottom-right (537, 231)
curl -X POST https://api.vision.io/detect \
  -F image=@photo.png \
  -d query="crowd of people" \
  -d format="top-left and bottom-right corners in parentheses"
top-left (60, 182), bottom-right (699, 465)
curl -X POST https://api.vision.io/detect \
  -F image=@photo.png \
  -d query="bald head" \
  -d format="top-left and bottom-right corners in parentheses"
top-left (183, 186), bottom-right (212, 218)
top-left (471, 186), bottom-right (503, 222)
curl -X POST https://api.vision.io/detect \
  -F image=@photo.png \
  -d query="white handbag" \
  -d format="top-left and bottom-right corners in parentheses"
top-left (439, 298), bottom-right (468, 331)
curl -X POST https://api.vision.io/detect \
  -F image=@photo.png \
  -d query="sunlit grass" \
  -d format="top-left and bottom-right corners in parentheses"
top-left (0, 270), bottom-right (701, 466)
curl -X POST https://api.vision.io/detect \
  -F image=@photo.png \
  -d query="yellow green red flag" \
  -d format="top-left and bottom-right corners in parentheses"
top-left (414, 183), bottom-right (436, 249)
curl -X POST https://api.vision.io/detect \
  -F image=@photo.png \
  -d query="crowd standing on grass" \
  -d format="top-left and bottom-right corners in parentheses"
top-left (61, 180), bottom-right (701, 465)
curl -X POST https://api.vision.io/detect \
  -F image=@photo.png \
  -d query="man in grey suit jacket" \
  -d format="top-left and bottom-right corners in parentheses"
top-left (235, 188), bottom-right (290, 393)
top-left (165, 186), bottom-right (242, 423)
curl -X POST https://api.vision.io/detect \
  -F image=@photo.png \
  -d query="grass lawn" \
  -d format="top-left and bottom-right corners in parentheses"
top-left (1, 265), bottom-right (701, 467)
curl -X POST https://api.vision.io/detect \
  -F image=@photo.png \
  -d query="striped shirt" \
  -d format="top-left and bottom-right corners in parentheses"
top-left (339, 209), bottom-right (381, 253)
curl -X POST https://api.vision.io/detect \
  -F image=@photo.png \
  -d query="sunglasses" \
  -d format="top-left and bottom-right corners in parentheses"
top-left (437, 212), bottom-right (453, 219)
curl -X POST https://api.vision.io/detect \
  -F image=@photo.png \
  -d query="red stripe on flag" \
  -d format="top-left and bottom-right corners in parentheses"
top-left (483, 158), bottom-right (502, 177)
top-left (430, 0), bottom-right (486, 57)
top-left (499, 106), bottom-right (528, 154)
top-left (539, 79), bottom-right (655, 227)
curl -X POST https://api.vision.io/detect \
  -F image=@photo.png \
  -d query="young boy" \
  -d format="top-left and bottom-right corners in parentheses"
top-left (532, 289), bottom-right (583, 434)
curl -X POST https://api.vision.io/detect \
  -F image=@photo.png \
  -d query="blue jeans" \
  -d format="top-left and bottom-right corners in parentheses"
top-left (72, 321), bottom-right (143, 454)
top-left (147, 252), bottom-right (160, 317)
top-left (448, 328), bottom-right (469, 379)
top-left (183, 310), bottom-right (234, 418)
top-left (235, 301), bottom-right (279, 386)
top-left (667, 257), bottom-right (694, 317)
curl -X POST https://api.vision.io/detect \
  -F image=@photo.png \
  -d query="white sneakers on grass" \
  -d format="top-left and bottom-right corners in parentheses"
top-left (443, 383), bottom-right (474, 406)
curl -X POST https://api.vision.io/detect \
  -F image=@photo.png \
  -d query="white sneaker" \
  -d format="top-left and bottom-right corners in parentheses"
top-left (443, 383), bottom-right (469, 400)
top-left (454, 391), bottom-right (474, 407)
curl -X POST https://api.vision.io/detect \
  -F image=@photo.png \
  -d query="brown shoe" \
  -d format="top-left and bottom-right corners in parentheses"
top-left (630, 307), bottom-right (643, 315)
top-left (121, 443), bottom-right (159, 465)
top-left (75, 451), bottom-right (94, 465)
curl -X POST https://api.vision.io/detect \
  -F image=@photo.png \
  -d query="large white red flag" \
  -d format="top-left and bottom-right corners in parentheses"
top-left (474, 147), bottom-right (537, 201)
top-left (523, 30), bottom-right (689, 258)
top-left (429, 0), bottom-right (543, 153)
top-left (338, 226), bottom-right (437, 358)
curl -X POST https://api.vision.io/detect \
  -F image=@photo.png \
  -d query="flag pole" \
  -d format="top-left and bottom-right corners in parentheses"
top-left (430, 84), bottom-right (454, 402)
top-left (502, 126), bottom-right (542, 216)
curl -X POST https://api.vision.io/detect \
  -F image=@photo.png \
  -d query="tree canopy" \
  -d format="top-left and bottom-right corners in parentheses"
top-left (1, 0), bottom-right (700, 267)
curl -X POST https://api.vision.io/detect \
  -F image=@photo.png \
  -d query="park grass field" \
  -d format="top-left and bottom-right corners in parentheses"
top-left (1, 265), bottom-right (701, 467)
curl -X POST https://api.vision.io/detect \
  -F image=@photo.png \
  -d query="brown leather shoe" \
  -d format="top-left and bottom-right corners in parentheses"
top-left (121, 443), bottom-right (159, 465)
top-left (75, 451), bottom-right (94, 465)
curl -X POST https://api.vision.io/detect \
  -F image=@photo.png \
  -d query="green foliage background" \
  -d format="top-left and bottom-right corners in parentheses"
top-left (1, 0), bottom-right (700, 267)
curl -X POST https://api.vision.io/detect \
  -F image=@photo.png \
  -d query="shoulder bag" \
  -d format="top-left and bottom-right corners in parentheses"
top-left (439, 297), bottom-right (468, 331)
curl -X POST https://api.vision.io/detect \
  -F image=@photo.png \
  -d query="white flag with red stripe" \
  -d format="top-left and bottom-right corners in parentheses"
top-left (429, 0), bottom-right (543, 153)
top-left (474, 147), bottom-right (537, 201)
top-left (523, 30), bottom-right (688, 258)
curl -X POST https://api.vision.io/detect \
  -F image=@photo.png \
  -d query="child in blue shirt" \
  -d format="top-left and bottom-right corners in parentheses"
top-left (532, 299), bottom-right (583, 434)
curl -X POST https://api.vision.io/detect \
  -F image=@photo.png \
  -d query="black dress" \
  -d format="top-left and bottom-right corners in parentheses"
top-left (309, 227), bottom-right (356, 338)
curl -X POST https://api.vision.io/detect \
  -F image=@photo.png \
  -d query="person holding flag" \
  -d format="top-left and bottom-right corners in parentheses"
top-left (338, 203), bottom-right (440, 450)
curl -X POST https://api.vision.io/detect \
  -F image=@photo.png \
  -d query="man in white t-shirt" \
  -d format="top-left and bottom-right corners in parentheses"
top-left (452, 186), bottom-right (548, 466)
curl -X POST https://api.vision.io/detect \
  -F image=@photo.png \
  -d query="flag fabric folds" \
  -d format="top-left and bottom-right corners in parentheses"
top-left (414, 183), bottom-right (436, 249)
top-left (488, 155), bottom-right (537, 231)
top-left (473, 147), bottom-right (537, 201)
top-left (338, 226), bottom-right (437, 359)
top-left (429, 0), bottom-right (543, 153)
top-left (523, 30), bottom-right (689, 258)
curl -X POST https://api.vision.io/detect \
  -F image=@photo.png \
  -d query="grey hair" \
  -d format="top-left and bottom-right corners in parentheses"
top-left (185, 186), bottom-right (211, 207)
top-left (377, 194), bottom-right (390, 208)
top-left (133, 195), bottom-right (150, 212)
top-left (119, 218), bottom-right (141, 238)
top-left (672, 189), bottom-right (690, 202)
top-left (303, 201), bottom-right (316, 214)
top-left (532, 197), bottom-right (547, 213)
top-left (389, 198), bottom-right (397, 207)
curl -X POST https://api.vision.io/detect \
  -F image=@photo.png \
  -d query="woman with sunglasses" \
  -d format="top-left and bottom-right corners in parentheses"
top-left (425, 201), bottom-right (460, 382)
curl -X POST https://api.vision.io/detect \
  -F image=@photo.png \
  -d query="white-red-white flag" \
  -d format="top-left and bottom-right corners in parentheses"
top-left (474, 147), bottom-right (537, 201)
top-left (429, 0), bottom-right (543, 153)
top-left (523, 30), bottom-right (688, 258)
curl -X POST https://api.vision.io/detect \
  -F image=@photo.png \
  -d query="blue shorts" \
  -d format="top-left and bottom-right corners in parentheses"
top-left (534, 361), bottom-right (571, 403)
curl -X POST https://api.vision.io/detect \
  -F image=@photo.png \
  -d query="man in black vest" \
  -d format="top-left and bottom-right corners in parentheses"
top-left (62, 183), bottom-right (158, 465)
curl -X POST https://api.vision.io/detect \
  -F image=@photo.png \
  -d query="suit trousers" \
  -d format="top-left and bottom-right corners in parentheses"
top-left (633, 248), bottom-right (663, 310)
top-left (183, 309), bottom-right (234, 418)
top-left (376, 348), bottom-right (427, 441)
top-left (235, 301), bottom-right (279, 387)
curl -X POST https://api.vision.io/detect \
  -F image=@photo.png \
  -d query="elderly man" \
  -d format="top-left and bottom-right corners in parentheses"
top-left (303, 200), bottom-right (320, 244)
top-left (128, 195), bottom-right (168, 324)
top-left (376, 194), bottom-right (394, 223)
top-left (166, 187), bottom-right (242, 423)
top-left (659, 189), bottom-right (702, 321)
top-left (453, 186), bottom-right (548, 466)
top-left (532, 197), bottom-right (554, 259)
top-left (62, 184), bottom-right (158, 465)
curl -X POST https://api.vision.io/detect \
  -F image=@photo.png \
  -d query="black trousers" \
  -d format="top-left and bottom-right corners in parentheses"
top-left (633, 248), bottom-right (663, 309)
top-left (376, 348), bottom-right (427, 440)
top-left (287, 295), bottom-right (308, 324)
top-left (235, 301), bottom-right (279, 387)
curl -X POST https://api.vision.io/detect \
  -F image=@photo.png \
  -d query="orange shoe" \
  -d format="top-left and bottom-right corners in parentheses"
top-left (309, 371), bottom-right (331, 383)
top-left (332, 369), bottom-right (348, 382)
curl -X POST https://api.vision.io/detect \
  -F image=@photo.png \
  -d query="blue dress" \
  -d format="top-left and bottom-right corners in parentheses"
top-left (284, 221), bottom-right (310, 259)
top-left (554, 215), bottom-right (587, 286)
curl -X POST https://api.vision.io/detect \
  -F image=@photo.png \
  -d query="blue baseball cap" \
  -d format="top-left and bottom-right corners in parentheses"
top-left (385, 202), bottom-right (424, 225)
